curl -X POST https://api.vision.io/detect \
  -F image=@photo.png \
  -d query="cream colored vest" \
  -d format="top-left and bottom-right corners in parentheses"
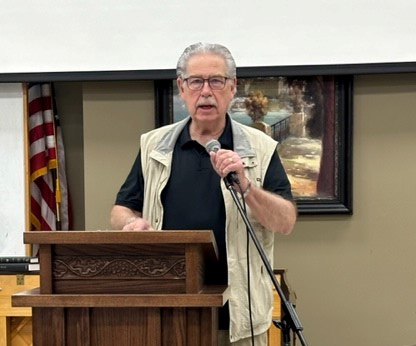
top-left (140, 116), bottom-right (278, 342)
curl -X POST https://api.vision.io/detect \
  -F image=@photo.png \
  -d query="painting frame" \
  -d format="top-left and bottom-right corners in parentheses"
top-left (154, 73), bottom-right (353, 215)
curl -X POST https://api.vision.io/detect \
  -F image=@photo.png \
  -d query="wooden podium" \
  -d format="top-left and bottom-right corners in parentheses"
top-left (12, 231), bottom-right (229, 346)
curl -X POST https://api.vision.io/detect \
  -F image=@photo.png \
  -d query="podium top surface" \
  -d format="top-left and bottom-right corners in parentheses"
top-left (24, 231), bottom-right (218, 259)
top-left (24, 230), bottom-right (216, 245)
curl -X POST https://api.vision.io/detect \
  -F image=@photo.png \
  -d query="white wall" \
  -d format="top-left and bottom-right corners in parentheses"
top-left (1, 0), bottom-right (415, 73)
top-left (0, 84), bottom-right (26, 256)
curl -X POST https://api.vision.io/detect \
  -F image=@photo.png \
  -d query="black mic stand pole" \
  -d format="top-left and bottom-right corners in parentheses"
top-left (224, 178), bottom-right (309, 346)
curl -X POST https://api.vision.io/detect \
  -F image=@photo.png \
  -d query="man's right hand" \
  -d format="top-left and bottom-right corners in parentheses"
top-left (122, 217), bottom-right (154, 231)
top-left (110, 205), bottom-right (154, 230)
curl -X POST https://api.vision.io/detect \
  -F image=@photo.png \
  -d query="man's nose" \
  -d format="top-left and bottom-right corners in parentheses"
top-left (200, 80), bottom-right (213, 96)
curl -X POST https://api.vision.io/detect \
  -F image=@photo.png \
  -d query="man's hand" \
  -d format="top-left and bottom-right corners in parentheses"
top-left (209, 149), bottom-right (249, 190)
top-left (110, 205), bottom-right (154, 230)
top-left (122, 217), bottom-right (154, 231)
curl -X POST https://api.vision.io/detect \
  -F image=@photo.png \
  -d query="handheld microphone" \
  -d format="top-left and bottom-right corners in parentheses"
top-left (205, 139), bottom-right (221, 153)
top-left (205, 139), bottom-right (239, 185)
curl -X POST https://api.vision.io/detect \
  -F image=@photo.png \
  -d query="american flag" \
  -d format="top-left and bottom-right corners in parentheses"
top-left (28, 83), bottom-right (70, 230)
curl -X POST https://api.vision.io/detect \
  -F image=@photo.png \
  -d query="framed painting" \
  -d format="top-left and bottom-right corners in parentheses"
top-left (154, 74), bottom-right (352, 215)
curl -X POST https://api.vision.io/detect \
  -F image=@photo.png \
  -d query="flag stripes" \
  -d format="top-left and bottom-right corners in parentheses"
top-left (28, 83), bottom-right (70, 231)
top-left (30, 173), bottom-right (56, 230)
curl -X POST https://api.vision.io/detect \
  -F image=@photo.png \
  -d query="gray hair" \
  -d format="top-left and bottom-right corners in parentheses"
top-left (176, 42), bottom-right (237, 79)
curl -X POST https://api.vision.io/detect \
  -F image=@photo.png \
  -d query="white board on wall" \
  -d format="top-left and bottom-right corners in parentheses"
top-left (0, 0), bottom-right (415, 74)
top-left (0, 84), bottom-right (26, 256)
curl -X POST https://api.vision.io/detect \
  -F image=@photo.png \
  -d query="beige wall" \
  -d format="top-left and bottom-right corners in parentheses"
top-left (82, 81), bottom-right (155, 229)
top-left (70, 74), bottom-right (416, 345)
top-left (54, 82), bottom-right (85, 230)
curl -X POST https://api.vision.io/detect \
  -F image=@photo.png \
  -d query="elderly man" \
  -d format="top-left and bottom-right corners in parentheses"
top-left (111, 42), bottom-right (296, 346)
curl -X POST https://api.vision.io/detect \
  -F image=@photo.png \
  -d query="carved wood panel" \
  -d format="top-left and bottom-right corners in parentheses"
top-left (53, 256), bottom-right (186, 280)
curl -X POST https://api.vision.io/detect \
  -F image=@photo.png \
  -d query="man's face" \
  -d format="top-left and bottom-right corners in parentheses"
top-left (177, 53), bottom-right (236, 125)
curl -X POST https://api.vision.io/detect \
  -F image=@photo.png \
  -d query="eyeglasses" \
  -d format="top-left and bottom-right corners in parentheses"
top-left (183, 76), bottom-right (230, 91)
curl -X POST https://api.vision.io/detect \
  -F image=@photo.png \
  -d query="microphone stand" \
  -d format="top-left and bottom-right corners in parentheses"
top-left (224, 178), bottom-right (309, 346)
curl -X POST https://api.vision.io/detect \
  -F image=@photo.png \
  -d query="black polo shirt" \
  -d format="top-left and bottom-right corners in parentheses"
top-left (161, 120), bottom-right (231, 287)
top-left (115, 117), bottom-right (292, 329)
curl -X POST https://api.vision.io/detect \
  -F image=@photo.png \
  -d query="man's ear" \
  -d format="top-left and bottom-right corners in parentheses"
top-left (177, 78), bottom-right (185, 97)
top-left (231, 78), bottom-right (237, 96)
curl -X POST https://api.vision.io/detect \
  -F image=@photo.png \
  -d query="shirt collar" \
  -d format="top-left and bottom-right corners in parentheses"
top-left (178, 115), bottom-right (234, 150)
